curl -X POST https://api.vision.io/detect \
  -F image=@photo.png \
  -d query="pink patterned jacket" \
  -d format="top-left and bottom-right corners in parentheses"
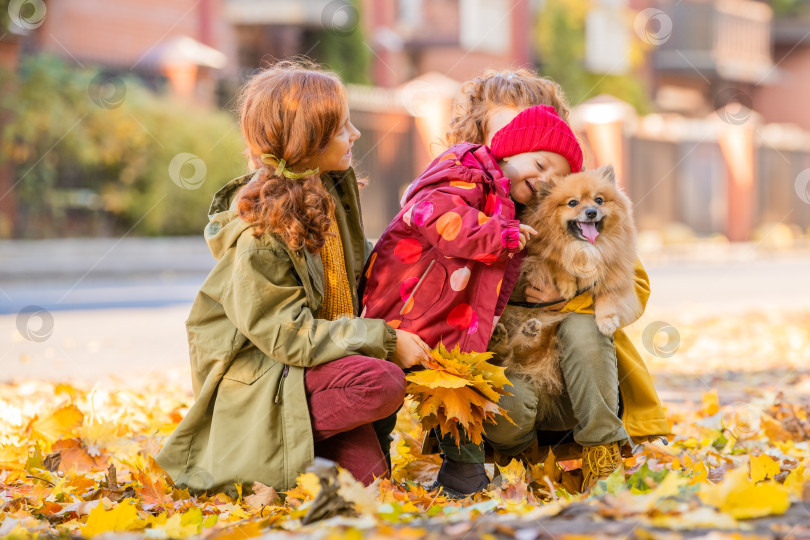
top-left (359, 143), bottom-right (525, 353)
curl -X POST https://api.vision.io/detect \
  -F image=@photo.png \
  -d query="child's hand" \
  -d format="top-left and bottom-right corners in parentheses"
top-left (391, 329), bottom-right (432, 369)
top-left (525, 280), bottom-right (565, 310)
top-left (518, 224), bottom-right (537, 250)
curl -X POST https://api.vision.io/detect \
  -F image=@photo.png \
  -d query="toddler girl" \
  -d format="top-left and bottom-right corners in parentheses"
top-left (359, 105), bottom-right (582, 496)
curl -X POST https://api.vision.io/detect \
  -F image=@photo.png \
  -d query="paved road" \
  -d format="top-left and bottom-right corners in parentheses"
top-left (2, 243), bottom-right (809, 384)
top-left (0, 237), bottom-right (210, 314)
top-left (645, 255), bottom-right (810, 314)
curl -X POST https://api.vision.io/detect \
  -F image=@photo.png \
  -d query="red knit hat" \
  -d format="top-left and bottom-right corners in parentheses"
top-left (490, 105), bottom-right (583, 173)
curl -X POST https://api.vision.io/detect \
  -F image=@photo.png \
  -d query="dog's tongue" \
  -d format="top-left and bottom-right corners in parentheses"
top-left (579, 222), bottom-right (599, 244)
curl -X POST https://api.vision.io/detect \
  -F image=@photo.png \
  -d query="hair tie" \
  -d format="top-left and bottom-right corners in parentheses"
top-left (260, 154), bottom-right (320, 180)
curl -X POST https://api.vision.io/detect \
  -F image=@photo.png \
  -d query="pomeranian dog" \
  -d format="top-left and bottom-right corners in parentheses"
top-left (489, 165), bottom-right (641, 402)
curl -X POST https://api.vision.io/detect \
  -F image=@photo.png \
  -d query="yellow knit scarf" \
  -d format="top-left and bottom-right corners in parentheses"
top-left (317, 206), bottom-right (354, 321)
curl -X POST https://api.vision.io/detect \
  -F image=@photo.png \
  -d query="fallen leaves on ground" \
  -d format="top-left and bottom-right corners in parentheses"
top-left (1, 310), bottom-right (810, 538)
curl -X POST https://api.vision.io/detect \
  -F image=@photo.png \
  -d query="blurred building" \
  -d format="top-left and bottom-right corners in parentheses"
top-left (753, 11), bottom-right (810, 131)
top-left (224, 0), bottom-right (349, 75)
top-left (3, 0), bottom-right (810, 241)
top-left (359, 0), bottom-right (532, 87)
top-left (21, 0), bottom-right (237, 101)
top-left (564, 0), bottom-right (810, 243)
top-left (643, 0), bottom-right (773, 116)
top-left (631, 0), bottom-right (810, 134)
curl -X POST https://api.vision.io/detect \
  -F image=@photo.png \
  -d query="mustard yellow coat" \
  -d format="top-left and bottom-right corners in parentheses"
top-left (560, 260), bottom-right (671, 442)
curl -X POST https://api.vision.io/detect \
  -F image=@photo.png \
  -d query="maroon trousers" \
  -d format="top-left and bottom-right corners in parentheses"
top-left (304, 355), bottom-right (405, 485)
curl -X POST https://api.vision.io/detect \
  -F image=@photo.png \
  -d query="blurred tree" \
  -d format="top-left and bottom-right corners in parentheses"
top-left (0, 55), bottom-right (245, 238)
top-left (310, 0), bottom-right (371, 84)
top-left (534, 0), bottom-right (649, 112)
top-left (771, 0), bottom-right (808, 18)
top-left (0, 0), bottom-right (10, 33)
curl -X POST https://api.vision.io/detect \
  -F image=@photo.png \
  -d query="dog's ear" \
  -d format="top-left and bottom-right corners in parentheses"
top-left (597, 165), bottom-right (616, 183)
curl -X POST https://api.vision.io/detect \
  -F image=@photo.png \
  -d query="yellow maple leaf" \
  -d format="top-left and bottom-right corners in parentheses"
top-left (428, 355), bottom-right (469, 377)
top-left (749, 453), bottom-right (780, 483)
top-left (649, 471), bottom-right (688, 500)
top-left (283, 471), bottom-right (321, 506)
top-left (80, 500), bottom-right (141, 536)
top-left (496, 459), bottom-right (526, 485)
top-left (724, 482), bottom-right (791, 519)
top-left (53, 383), bottom-right (84, 400)
top-left (468, 374), bottom-right (505, 402)
top-left (473, 359), bottom-right (512, 391)
top-left (208, 520), bottom-right (264, 540)
top-left (701, 390), bottom-right (719, 416)
top-left (144, 509), bottom-right (202, 538)
top-left (0, 445), bottom-right (28, 471)
top-left (699, 468), bottom-right (790, 519)
top-left (406, 369), bottom-right (470, 389)
top-left (216, 503), bottom-right (250, 522)
top-left (687, 460), bottom-right (708, 485)
top-left (27, 404), bottom-right (84, 444)
top-left (783, 465), bottom-right (806, 498)
top-left (542, 448), bottom-right (562, 484)
top-left (439, 387), bottom-right (487, 422)
top-left (414, 393), bottom-right (443, 419)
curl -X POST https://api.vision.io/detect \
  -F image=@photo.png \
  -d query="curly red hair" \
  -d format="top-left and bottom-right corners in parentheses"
top-left (236, 60), bottom-right (347, 253)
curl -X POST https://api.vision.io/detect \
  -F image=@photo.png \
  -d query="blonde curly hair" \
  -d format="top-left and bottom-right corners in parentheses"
top-left (446, 68), bottom-right (572, 147)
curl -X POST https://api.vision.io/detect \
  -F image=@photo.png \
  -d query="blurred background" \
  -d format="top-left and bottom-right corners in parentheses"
top-left (1, 0), bottom-right (810, 381)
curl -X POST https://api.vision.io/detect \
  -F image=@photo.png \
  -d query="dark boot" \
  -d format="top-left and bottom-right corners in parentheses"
top-left (372, 409), bottom-right (400, 473)
top-left (433, 454), bottom-right (489, 498)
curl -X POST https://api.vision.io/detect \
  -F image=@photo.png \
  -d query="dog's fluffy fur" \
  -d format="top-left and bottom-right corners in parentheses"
top-left (489, 165), bottom-right (641, 410)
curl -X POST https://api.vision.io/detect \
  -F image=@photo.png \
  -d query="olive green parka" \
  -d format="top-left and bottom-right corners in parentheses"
top-left (155, 170), bottom-right (397, 497)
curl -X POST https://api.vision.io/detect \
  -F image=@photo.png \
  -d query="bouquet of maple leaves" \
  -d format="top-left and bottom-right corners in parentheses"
top-left (406, 343), bottom-right (513, 446)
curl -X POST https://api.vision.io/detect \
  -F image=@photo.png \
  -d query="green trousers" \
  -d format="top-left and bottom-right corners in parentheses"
top-left (440, 313), bottom-right (630, 463)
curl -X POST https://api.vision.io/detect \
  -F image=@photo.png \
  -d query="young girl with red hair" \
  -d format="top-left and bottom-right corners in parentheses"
top-left (156, 61), bottom-right (430, 495)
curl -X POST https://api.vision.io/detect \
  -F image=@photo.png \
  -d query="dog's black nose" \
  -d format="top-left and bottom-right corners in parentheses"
top-left (585, 208), bottom-right (597, 220)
